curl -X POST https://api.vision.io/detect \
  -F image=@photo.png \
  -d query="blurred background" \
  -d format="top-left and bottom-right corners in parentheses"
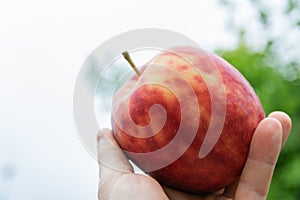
top-left (0, 0), bottom-right (299, 199)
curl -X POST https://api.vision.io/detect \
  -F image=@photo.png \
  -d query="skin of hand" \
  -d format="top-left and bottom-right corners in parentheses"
top-left (97, 111), bottom-right (292, 200)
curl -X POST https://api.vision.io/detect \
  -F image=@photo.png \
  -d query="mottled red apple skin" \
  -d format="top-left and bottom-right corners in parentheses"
top-left (111, 47), bottom-right (265, 193)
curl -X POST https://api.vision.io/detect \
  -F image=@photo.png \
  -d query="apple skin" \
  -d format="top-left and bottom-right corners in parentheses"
top-left (111, 46), bottom-right (265, 193)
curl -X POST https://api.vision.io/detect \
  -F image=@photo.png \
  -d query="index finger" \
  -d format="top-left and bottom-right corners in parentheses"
top-left (235, 117), bottom-right (282, 200)
top-left (268, 111), bottom-right (292, 149)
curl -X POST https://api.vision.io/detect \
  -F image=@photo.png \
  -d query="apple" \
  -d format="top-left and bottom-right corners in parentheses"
top-left (111, 47), bottom-right (265, 193)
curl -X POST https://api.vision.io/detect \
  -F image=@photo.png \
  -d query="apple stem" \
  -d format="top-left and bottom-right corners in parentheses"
top-left (122, 51), bottom-right (141, 77)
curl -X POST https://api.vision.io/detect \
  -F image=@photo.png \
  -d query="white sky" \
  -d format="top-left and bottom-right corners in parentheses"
top-left (0, 0), bottom-right (238, 199)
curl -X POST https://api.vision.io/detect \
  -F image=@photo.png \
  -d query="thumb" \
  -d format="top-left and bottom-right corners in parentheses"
top-left (97, 128), bottom-right (133, 179)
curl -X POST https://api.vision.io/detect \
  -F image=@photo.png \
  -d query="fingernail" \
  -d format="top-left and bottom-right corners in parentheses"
top-left (97, 128), bottom-right (111, 142)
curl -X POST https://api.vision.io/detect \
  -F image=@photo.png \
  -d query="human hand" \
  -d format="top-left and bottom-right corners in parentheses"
top-left (97, 111), bottom-right (291, 200)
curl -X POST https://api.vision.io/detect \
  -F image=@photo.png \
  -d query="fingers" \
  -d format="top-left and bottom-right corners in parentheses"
top-left (163, 187), bottom-right (206, 200)
top-left (268, 111), bottom-right (292, 149)
top-left (97, 129), bottom-right (133, 179)
top-left (222, 177), bottom-right (239, 198)
top-left (223, 111), bottom-right (292, 199)
top-left (235, 117), bottom-right (282, 200)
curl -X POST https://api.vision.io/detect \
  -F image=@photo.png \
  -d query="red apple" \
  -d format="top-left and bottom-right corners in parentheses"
top-left (111, 46), bottom-right (265, 193)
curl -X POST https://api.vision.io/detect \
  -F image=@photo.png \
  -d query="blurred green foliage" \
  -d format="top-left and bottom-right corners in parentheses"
top-left (217, 0), bottom-right (300, 199)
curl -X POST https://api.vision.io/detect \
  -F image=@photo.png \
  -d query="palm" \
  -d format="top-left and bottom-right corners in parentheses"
top-left (98, 112), bottom-right (291, 200)
top-left (100, 172), bottom-right (232, 200)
